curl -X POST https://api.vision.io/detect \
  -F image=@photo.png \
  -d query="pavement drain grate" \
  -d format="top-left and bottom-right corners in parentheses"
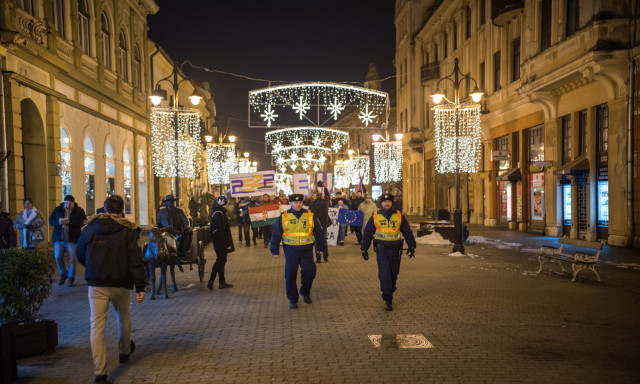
top-left (368, 334), bottom-right (434, 349)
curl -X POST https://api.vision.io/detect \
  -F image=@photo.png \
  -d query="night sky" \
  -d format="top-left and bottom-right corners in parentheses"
top-left (147, 0), bottom-right (397, 169)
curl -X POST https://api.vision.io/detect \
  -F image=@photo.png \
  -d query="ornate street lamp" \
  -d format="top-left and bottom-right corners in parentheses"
top-left (432, 58), bottom-right (483, 254)
top-left (149, 61), bottom-right (203, 199)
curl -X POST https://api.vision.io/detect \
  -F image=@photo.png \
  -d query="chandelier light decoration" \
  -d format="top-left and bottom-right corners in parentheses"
top-left (334, 156), bottom-right (370, 189)
top-left (206, 144), bottom-right (237, 184)
top-left (333, 161), bottom-right (351, 189)
top-left (433, 103), bottom-right (482, 173)
top-left (151, 107), bottom-right (202, 179)
top-left (249, 83), bottom-right (389, 128)
top-left (373, 141), bottom-right (402, 183)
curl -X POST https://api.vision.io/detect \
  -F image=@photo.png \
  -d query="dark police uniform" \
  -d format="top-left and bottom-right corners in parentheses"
top-left (271, 194), bottom-right (327, 309)
top-left (361, 194), bottom-right (416, 311)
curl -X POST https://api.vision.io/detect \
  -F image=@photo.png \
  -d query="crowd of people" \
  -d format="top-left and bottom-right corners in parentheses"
top-left (0, 183), bottom-right (415, 384)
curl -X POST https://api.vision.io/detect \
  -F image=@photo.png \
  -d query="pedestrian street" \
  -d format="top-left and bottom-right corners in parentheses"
top-left (16, 226), bottom-right (640, 384)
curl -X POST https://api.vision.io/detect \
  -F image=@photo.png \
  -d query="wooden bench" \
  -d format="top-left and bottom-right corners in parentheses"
top-left (537, 236), bottom-right (604, 282)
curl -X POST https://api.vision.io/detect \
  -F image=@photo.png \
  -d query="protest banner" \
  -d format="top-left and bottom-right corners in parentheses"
top-left (230, 171), bottom-right (276, 197)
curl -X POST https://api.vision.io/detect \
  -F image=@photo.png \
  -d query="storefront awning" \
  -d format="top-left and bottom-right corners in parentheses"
top-left (558, 155), bottom-right (589, 175)
top-left (497, 167), bottom-right (521, 182)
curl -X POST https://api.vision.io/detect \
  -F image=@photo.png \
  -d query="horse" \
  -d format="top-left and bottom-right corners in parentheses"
top-left (144, 227), bottom-right (183, 299)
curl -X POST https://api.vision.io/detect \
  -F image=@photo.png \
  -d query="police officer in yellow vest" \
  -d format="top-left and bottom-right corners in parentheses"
top-left (271, 194), bottom-right (327, 309)
top-left (361, 194), bottom-right (416, 311)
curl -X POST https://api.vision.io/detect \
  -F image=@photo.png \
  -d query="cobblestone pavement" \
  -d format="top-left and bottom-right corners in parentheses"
top-left (15, 221), bottom-right (640, 383)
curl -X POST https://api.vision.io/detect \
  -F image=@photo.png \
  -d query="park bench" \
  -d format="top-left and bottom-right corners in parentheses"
top-left (537, 236), bottom-right (604, 282)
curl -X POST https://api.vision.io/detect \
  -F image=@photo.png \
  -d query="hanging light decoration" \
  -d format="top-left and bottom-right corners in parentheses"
top-left (348, 155), bottom-right (370, 186)
top-left (333, 161), bottom-right (351, 189)
top-left (433, 103), bottom-right (481, 173)
top-left (206, 143), bottom-right (237, 184)
top-left (238, 158), bottom-right (252, 174)
top-left (249, 82), bottom-right (389, 128)
top-left (373, 141), bottom-right (402, 183)
top-left (275, 173), bottom-right (293, 195)
top-left (151, 106), bottom-right (202, 179)
top-left (265, 127), bottom-right (348, 153)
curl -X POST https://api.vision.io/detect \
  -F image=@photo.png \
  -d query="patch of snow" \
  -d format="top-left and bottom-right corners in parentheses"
top-left (416, 231), bottom-right (451, 246)
top-left (602, 261), bottom-right (640, 270)
top-left (520, 248), bottom-right (540, 253)
top-left (447, 251), bottom-right (480, 258)
top-left (466, 235), bottom-right (522, 249)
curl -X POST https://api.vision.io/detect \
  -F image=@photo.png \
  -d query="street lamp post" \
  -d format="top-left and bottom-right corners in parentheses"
top-left (431, 58), bottom-right (483, 254)
top-left (150, 62), bottom-right (202, 200)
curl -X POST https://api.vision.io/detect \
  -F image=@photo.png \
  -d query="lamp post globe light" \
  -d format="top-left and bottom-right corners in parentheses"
top-left (431, 58), bottom-right (483, 255)
top-left (149, 61), bottom-right (202, 200)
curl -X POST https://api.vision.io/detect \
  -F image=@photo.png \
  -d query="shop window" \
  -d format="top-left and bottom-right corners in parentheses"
top-left (105, 142), bottom-right (115, 198)
top-left (495, 135), bottom-right (509, 173)
top-left (60, 128), bottom-right (72, 198)
top-left (138, 151), bottom-right (147, 225)
top-left (123, 148), bottom-right (132, 215)
top-left (84, 136), bottom-right (95, 215)
top-left (561, 115), bottom-right (572, 164)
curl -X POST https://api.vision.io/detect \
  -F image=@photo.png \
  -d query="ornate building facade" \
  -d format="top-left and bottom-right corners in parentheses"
top-left (0, 0), bottom-right (216, 238)
top-left (396, 0), bottom-right (640, 246)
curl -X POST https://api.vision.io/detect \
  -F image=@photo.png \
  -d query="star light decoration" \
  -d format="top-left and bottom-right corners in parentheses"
top-left (206, 144), bottom-right (237, 184)
top-left (151, 107), bottom-right (202, 179)
top-left (273, 145), bottom-right (331, 173)
top-left (373, 141), bottom-right (402, 183)
top-left (249, 82), bottom-right (388, 128)
top-left (433, 103), bottom-right (482, 173)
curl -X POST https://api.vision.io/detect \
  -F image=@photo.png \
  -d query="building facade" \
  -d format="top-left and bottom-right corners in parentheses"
top-left (0, 0), bottom-right (216, 242)
top-left (396, 0), bottom-right (640, 247)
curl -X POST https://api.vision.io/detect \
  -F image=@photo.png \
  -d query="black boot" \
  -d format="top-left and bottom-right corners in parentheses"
top-left (384, 301), bottom-right (393, 311)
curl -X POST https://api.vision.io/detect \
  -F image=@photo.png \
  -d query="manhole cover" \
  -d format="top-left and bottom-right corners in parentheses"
top-left (368, 334), bottom-right (434, 349)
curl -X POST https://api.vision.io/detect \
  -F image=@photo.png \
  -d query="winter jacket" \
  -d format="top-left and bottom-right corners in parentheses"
top-left (156, 205), bottom-right (189, 235)
top-left (210, 205), bottom-right (235, 253)
top-left (358, 201), bottom-right (378, 227)
top-left (308, 198), bottom-right (330, 228)
top-left (15, 208), bottom-right (46, 248)
top-left (76, 214), bottom-right (146, 292)
top-left (0, 212), bottom-right (16, 249)
top-left (49, 203), bottom-right (86, 243)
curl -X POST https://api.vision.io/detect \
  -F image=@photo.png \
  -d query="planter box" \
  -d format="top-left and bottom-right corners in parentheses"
top-left (0, 324), bottom-right (17, 384)
top-left (8, 320), bottom-right (58, 358)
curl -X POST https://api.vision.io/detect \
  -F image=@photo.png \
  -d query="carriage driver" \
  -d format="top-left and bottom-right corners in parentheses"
top-left (156, 195), bottom-right (190, 256)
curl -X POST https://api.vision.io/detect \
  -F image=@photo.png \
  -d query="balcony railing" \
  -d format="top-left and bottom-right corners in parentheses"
top-left (421, 62), bottom-right (440, 84)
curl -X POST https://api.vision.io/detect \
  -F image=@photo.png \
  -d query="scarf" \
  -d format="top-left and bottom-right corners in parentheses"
top-left (22, 208), bottom-right (38, 225)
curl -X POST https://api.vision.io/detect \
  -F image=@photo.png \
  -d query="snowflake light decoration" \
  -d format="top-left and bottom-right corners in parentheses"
top-left (260, 104), bottom-right (279, 127)
top-left (358, 104), bottom-right (376, 127)
top-left (293, 96), bottom-right (310, 120)
top-left (312, 136), bottom-right (323, 147)
top-left (327, 97), bottom-right (345, 120)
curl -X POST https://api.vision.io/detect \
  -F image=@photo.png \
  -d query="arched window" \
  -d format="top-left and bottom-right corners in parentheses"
top-left (101, 12), bottom-right (111, 69)
top-left (60, 128), bottom-right (72, 197)
top-left (105, 142), bottom-right (115, 198)
top-left (133, 44), bottom-right (142, 90)
top-left (78, 0), bottom-right (90, 54)
top-left (138, 151), bottom-right (147, 225)
top-left (119, 30), bottom-right (129, 82)
top-left (123, 148), bottom-right (132, 215)
top-left (84, 136), bottom-right (95, 215)
top-left (52, 0), bottom-right (65, 38)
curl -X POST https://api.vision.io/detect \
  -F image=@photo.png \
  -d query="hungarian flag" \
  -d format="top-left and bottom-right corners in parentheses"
top-left (337, 208), bottom-right (364, 227)
top-left (249, 204), bottom-right (281, 228)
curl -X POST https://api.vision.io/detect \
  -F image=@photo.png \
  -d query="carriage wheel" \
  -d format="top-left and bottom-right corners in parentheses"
top-left (197, 240), bottom-right (205, 283)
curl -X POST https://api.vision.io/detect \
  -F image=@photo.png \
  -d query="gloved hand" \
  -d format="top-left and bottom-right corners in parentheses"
top-left (361, 250), bottom-right (369, 261)
top-left (407, 248), bottom-right (415, 258)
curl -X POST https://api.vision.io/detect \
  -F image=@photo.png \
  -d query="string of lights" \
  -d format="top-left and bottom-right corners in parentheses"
top-left (373, 141), bottom-right (402, 183)
top-left (433, 103), bottom-right (481, 173)
top-left (206, 144), bottom-right (237, 184)
top-left (150, 107), bottom-right (202, 179)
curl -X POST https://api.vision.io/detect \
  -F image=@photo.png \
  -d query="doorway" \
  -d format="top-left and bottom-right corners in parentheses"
top-left (20, 99), bottom-right (48, 210)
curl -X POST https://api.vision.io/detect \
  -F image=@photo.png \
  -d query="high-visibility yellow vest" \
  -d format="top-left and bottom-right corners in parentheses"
top-left (282, 211), bottom-right (315, 246)
top-left (373, 211), bottom-right (403, 242)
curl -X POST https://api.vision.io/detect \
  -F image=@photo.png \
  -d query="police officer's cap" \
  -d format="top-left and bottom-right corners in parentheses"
top-left (380, 193), bottom-right (394, 202)
top-left (289, 194), bottom-right (304, 202)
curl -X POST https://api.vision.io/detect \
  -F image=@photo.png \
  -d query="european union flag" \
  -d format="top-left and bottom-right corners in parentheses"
top-left (337, 208), bottom-right (364, 227)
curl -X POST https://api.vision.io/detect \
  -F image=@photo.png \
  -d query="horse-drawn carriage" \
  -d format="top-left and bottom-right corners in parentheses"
top-left (143, 196), bottom-right (207, 299)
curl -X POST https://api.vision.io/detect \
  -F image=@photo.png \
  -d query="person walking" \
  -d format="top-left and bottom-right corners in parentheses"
top-left (76, 195), bottom-right (146, 384)
top-left (360, 193), bottom-right (416, 311)
top-left (270, 194), bottom-right (327, 309)
top-left (14, 198), bottom-right (45, 250)
top-left (334, 198), bottom-right (348, 246)
top-left (308, 192), bottom-right (330, 263)
top-left (49, 195), bottom-right (86, 286)
top-left (0, 201), bottom-right (16, 249)
top-left (356, 193), bottom-right (376, 245)
top-left (260, 193), bottom-right (275, 249)
top-left (207, 196), bottom-right (235, 290)
top-left (350, 191), bottom-right (364, 240)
